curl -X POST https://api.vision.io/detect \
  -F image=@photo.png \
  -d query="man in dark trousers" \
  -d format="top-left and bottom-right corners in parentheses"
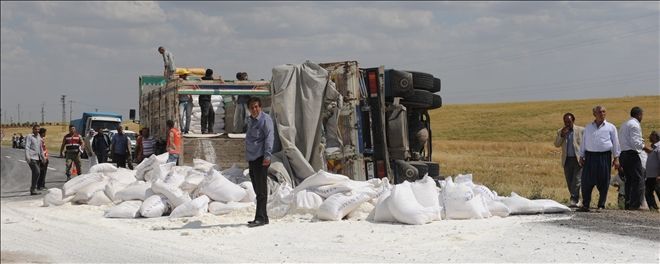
top-left (59, 125), bottom-right (84, 181)
top-left (93, 129), bottom-right (111, 163)
top-left (578, 105), bottom-right (621, 212)
top-left (618, 107), bottom-right (651, 210)
top-left (110, 126), bottom-right (131, 168)
top-left (25, 124), bottom-right (45, 195)
top-left (37, 128), bottom-right (49, 191)
top-left (200, 69), bottom-right (215, 134)
top-left (245, 96), bottom-right (274, 228)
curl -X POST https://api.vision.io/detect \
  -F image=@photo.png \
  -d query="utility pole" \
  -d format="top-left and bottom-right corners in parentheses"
top-left (69, 100), bottom-right (73, 123)
top-left (61, 95), bottom-right (66, 131)
top-left (17, 104), bottom-right (20, 124)
top-left (41, 102), bottom-right (45, 125)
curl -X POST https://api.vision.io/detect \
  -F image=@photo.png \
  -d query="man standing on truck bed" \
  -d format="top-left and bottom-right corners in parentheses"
top-left (158, 46), bottom-right (175, 80)
top-left (199, 69), bottom-right (215, 134)
top-left (166, 120), bottom-right (182, 165)
top-left (59, 125), bottom-right (84, 181)
top-left (245, 97), bottom-right (274, 228)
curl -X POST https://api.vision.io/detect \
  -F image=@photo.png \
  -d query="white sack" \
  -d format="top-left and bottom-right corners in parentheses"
top-left (86, 191), bottom-right (113, 206)
top-left (533, 199), bottom-right (571, 214)
top-left (455, 174), bottom-right (475, 188)
top-left (140, 194), bottom-right (170, 218)
top-left (181, 170), bottom-right (205, 193)
top-left (155, 153), bottom-right (169, 164)
top-left (267, 182), bottom-right (294, 218)
top-left (163, 171), bottom-right (186, 188)
top-left (193, 159), bottom-right (216, 172)
top-left (89, 163), bottom-right (117, 174)
top-left (411, 176), bottom-right (441, 220)
top-left (170, 195), bottom-right (210, 218)
top-left (198, 169), bottom-right (246, 202)
top-left (62, 173), bottom-right (105, 197)
top-left (293, 170), bottom-right (350, 193)
top-left (317, 192), bottom-right (372, 221)
top-left (292, 189), bottom-right (323, 214)
top-left (106, 168), bottom-right (137, 185)
top-left (487, 200), bottom-right (511, 217)
top-left (146, 162), bottom-right (175, 183)
top-left (208, 201), bottom-right (253, 215)
top-left (72, 180), bottom-right (109, 203)
top-left (473, 184), bottom-right (497, 201)
top-left (104, 201), bottom-right (142, 218)
top-left (388, 181), bottom-right (439, 225)
top-left (42, 188), bottom-right (73, 207)
top-left (151, 179), bottom-right (191, 208)
top-left (104, 180), bottom-right (130, 203)
top-left (115, 181), bottom-right (154, 201)
top-left (346, 202), bottom-right (375, 220)
top-left (373, 189), bottom-right (396, 223)
top-left (442, 176), bottom-right (488, 220)
top-left (499, 192), bottom-right (545, 215)
top-left (135, 155), bottom-right (157, 181)
top-left (239, 181), bottom-right (256, 203)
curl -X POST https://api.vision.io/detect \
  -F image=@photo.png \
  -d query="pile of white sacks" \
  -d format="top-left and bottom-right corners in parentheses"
top-left (43, 155), bottom-right (569, 224)
top-left (189, 95), bottom-right (225, 134)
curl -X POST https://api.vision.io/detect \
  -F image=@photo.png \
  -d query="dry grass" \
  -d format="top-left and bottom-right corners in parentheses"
top-left (1, 122), bottom-right (140, 154)
top-left (430, 95), bottom-right (660, 207)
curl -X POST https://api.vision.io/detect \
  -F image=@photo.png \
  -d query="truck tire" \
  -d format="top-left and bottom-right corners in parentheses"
top-left (394, 159), bottom-right (418, 184)
top-left (429, 94), bottom-right (442, 110)
top-left (431, 78), bottom-right (441, 93)
top-left (385, 69), bottom-right (414, 98)
top-left (407, 161), bottom-right (429, 179)
top-left (406, 71), bottom-right (435, 91)
top-left (401, 89), bottom-right (433, 109)
top-left (423, 162), bottom-right (440, 178)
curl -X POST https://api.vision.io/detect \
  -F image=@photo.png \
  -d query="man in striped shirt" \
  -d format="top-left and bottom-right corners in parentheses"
top-left (136, 128), bottom-right (156, 162)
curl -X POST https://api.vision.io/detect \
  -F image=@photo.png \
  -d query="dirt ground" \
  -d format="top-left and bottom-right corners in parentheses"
top-left (546, 209), bottom-right (660, 242)
top-left (1, 250), bottom-right (51, 263)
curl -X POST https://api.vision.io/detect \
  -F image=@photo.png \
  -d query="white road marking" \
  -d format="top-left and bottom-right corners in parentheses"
top-left (18, 160), bottom-right (27, 163)
top-left (4, 156), bottom-right (10, 159)
top-left (48, 167), bottom-right (57, 171)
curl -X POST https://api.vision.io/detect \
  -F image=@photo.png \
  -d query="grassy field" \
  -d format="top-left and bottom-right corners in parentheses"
top-left (429, 95), bottom-right (660, 207)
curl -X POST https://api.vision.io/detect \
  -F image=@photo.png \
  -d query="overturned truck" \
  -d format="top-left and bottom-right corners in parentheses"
top-left (138, 61), bottom-right (442, 185)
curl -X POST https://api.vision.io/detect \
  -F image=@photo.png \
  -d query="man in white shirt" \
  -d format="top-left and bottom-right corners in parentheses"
top-left (619, 107), bottom-right (651, 210)
top-left (25, 124), bottom-right (45, 195)
top-left (577, 105), bottom-right (621, 212)
top-left (158, 46), bottom-right (175, 80)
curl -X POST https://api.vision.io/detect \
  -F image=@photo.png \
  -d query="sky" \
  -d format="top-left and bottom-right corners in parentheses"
top-left (1, 1), bottom-right (659, 123)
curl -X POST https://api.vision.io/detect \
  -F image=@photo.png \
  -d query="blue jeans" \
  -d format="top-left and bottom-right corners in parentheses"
top-left (167, 153), bottom-right (179, 165)
top-left (179, 101), bottom-right (192, 133)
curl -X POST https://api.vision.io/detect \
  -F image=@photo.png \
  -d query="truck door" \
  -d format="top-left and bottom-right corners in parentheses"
top-left (362, 66), bottom-right (392, 180)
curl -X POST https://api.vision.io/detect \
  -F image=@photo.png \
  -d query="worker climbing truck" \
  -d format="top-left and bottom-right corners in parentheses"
top-left (138, 60), bottom-right (442, 185)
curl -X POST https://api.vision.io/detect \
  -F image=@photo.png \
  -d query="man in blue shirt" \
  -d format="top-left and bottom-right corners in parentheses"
top-left (245, 96), bottom-right (274, 227)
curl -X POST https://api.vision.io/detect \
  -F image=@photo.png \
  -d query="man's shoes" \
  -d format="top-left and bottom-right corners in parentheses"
top-left (30, 190), bottom-right (40, 195)
top-left (248, 220), bottom-right (268, 228)
top-left (37, 187), bottom-right (47, 191)
top-left (247, 219), bottom-right (269, 225)
top-left (576, 207), bottom-right (590, 212)
top-left (66, 175), bottom-right (71, 181)
top-left (568, 201), bottom-right (579, 208)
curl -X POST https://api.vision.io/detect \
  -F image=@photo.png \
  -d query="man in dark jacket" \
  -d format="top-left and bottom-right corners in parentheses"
top-left (93, 129), bottom-right (111, 163)
top-left (199, 68), bottom-right (215, 134)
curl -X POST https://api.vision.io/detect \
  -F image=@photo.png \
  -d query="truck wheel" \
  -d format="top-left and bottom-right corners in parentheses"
top-left (423, 162), bottom-right (440, 178)
top-left (429, 94), bottom-right (442, 110)
top-left (407, 161), bottom-right (429, 179)
top-left (431, 78), bottom-right (441, 93)
top-left (401, 89), bottom-right (433, 109)
top-left (406, 71), bottom-right (435, 91)
top-left (394, 160), bottom-right (418, 184)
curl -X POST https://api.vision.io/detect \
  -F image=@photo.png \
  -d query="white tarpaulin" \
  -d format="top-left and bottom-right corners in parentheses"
top-left (270, 61), bottom-right (340, 186)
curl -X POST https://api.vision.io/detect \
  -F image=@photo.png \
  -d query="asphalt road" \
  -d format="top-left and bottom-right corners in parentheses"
top-left (1, 147), bottom-right (90, 198)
